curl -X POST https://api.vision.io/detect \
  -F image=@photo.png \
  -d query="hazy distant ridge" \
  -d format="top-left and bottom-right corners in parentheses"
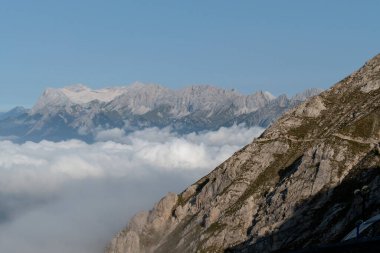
top-left (0, 83), bottom-right (322, 142)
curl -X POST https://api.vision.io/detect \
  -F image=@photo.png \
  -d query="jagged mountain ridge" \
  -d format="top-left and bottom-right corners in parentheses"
top-left (0, 84), bottom-right (321, 142)
top-left (106, 54), bottom-right (380, 253)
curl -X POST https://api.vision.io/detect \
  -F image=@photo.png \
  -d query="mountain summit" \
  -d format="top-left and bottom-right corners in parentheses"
top-left (106, 54), bottom-right (380, 253)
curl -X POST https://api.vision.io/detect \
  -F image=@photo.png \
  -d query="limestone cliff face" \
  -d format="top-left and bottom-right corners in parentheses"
top-left (106, 54), bottom-right (380, 253)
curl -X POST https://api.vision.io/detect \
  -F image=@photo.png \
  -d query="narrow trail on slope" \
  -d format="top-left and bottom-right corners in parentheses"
top-left (256, 134), bottom-right (378, 145)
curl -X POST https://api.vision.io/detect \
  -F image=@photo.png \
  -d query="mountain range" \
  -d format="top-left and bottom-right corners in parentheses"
top-left (106, 54), bottom-right (380, 253)
top-left (0, 84), bottom-right (321, 142)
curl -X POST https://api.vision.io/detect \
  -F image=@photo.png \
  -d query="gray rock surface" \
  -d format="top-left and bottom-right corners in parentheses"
top-left (106, 54), bottom-right (380, 253)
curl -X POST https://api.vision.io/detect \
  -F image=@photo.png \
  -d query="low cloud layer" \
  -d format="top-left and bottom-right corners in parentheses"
top-left (0, 125), bottom-right (264, 253)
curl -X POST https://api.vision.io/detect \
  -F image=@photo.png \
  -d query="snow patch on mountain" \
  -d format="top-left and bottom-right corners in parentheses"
top-left (61, 84), bottom-right (127, 104)
top-left (30, 84), bottom-right (128, 115)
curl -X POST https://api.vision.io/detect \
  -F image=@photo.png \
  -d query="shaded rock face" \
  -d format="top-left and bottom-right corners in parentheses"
top-left (106, 54), bottom-right (380, 253)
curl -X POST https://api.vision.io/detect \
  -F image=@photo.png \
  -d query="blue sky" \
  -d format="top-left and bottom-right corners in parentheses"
top-left (1, 0), bottom-right (379, 110)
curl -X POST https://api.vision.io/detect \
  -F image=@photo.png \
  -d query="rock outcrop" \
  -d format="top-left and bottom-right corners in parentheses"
top-left (106, 54), bottom-right (380, 253)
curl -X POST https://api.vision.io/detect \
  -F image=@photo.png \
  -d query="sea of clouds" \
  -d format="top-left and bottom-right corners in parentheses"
top-left (0, 125), bottom-right (264, 253)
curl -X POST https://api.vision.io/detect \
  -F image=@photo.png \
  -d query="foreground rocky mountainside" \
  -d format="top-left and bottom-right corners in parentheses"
top-left (0, 84), bottom-right (320, 142)
top-left (106, 54), bottom-right (380, 253)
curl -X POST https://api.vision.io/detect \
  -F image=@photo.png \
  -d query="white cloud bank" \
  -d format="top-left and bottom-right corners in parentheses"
top-left (0, 125), bottom-right (264, 253)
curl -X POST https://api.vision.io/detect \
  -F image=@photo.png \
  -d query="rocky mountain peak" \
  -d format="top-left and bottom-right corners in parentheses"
top-left (106, 54), bottom-right (380, 253)
top-left (127, 82), bottom-right (169, 93)
top-left (64, 83), bottom-right (90, 92)
top-left (0, 106), bottom-right (28, 120)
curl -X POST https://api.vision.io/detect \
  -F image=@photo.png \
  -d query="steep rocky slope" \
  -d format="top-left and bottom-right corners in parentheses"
top-left (106, 54), bottom-right (380, 253)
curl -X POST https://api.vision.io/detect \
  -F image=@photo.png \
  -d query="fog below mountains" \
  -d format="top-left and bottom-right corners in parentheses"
top-left (0, 125), bottom-right (264, 253)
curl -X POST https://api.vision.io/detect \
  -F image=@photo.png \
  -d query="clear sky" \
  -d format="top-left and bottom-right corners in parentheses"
top-left (1, 0), bottom-right (379, 110)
